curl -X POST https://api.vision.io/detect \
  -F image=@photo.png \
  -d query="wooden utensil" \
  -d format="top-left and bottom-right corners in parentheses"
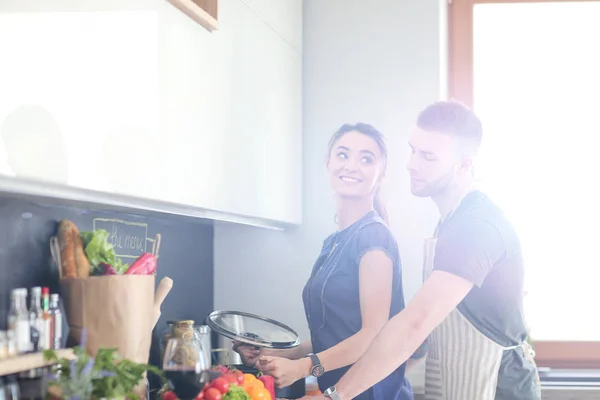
top-left (152, 277), bottom-right (173, 329)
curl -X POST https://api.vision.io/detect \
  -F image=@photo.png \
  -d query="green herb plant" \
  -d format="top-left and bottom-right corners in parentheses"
top-left (44, 330), bottom-right (163, 400)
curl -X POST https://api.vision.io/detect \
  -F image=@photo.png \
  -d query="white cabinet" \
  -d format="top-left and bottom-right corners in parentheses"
top-left (0, 0), bottom-right (302, 226)
top-left (212, 0), bottom-right (302, 223)
top-left (161, 0), bottom-right (302, 223)
top-left (0, 7), bottom-right (161, 198)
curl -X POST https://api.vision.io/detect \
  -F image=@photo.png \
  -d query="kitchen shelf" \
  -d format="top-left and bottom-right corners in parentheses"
top-left (167, 0), bottom-right (219, 31)
top-left (0, 349), bottom-right (74, 376)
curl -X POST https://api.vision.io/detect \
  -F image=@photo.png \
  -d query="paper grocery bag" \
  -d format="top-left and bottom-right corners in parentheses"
top-left (60, 275), bottom-right (155, 364)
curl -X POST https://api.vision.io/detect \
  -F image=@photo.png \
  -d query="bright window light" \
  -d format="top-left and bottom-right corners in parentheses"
top-left (473, 1), bottom-right (600, 342)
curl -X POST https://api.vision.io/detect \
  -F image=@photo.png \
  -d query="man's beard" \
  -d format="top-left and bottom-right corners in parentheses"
top-left (411, 169), bottom-right (456, 198)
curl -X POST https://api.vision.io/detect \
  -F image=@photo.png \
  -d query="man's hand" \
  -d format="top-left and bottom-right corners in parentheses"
top-left (256, 356), bottom-right (311, 388)
top-left (298, 395), bottom-right (327, 400)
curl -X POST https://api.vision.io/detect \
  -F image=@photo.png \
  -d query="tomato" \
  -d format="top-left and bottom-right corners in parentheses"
top-left (204, 388), bottom-right (222, 400)
top-left (234, 370), bottom-right (244, 385)
top-left (162, 391), bottom-right (178, 400)
top-left (214, 364), bottom-right (229, 375)
top-left (195, 390), bottom-right (205, 400)
top-left (210, 377), bottom-right (230, 395)
top-left (223, 372), bottom-right (238, 386)
top-left (250, 387), bottom-right (272, 400)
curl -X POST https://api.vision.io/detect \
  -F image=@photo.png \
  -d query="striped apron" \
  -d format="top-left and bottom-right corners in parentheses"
top-left (423, 236), bottom-right (538, 400)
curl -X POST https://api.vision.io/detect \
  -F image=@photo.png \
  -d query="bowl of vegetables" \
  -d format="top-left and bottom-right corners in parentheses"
top-left (159, 364), bottom-right (275, 400)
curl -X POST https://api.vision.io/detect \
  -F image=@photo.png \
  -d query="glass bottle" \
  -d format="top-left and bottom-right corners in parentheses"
top-left (6, 290), bottom-right (19, 332)
top-left (49, 294), bottom-right (62, 349)
top-left (15, 289), bottom-right (31, 353)
top-left (28, 287), bottom-right (43, 351)
top-left (0, 331), bottom-right (7, 360)
top-left (41, 288), bottom-right (52, 350)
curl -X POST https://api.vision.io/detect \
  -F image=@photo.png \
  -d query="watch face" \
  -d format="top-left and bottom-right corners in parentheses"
top-left (312, 365), bottom-right (325, 377)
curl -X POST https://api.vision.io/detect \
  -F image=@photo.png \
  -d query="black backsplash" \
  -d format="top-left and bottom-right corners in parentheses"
top-left (0, 192), bottom-right (215, 393)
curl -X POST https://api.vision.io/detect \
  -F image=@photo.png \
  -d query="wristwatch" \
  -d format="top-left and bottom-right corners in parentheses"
top-left (306, 353), bottom-right (325, 377)
top-left (324, 386), bottom-right (342, 400)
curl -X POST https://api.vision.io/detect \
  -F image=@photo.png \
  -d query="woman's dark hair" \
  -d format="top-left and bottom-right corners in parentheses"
top-left (328, 122), bottom-right (389, 224)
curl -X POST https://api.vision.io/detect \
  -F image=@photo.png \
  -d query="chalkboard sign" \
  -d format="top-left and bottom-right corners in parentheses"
top-left (0, 191), bottom-right (215, 336)
top-left (93, 218), bottom-right (152, 261)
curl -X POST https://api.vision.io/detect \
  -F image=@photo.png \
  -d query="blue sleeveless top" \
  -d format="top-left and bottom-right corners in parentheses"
top-left (302, 211), bottom-right (413, 400)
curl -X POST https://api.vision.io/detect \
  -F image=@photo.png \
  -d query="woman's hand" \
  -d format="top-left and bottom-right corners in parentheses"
top-left (298, 396), bottom-right (327, 400)
top-left (256, 356), bottom-right (312, 388)
top-left (232, 341), bottom-right (260, 367)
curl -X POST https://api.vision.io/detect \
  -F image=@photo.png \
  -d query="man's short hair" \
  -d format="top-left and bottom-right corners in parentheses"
top-left (416, 100), bottom-right (483, 155)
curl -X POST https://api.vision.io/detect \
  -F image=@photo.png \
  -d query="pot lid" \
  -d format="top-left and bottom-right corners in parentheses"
top-left (206, 310), bottom-right (300, 349)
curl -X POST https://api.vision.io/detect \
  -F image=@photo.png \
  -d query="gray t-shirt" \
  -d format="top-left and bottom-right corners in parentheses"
top-left (434, 190), bottom-right (540, 400)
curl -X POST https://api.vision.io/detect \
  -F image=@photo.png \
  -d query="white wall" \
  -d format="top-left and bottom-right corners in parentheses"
top-left (215, 0), bottom-right (447, 345)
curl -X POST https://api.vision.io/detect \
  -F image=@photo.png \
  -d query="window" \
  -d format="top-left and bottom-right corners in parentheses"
top-left (450, 0), bottom-right (600, 368)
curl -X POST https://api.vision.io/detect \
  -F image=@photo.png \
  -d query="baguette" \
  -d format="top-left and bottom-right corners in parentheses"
top-left (73, 230), bottom-right (90, 278)
top-left (57, 220), bottom-right (77, 279)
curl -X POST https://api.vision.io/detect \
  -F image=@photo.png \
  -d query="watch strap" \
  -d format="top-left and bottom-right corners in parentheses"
top-left (324, 386), bottom-right (342, 400)
top-left (307, 353), bottom-right (324, 377)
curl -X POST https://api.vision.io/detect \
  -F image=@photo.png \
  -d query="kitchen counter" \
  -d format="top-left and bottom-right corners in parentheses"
top-left (539, 368), bottom-right (600, 399)
top-left (407, 364), bottom-right (600, 399)
top-left (539, 367), bottom-right (600, 384)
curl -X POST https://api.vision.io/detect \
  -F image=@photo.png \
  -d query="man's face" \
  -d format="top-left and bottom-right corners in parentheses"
top-left (406, 127), bottom-right (467, 197)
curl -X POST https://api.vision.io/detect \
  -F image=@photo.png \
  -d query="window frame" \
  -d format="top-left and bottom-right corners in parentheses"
top-left (448, 0), bottom-right (600, 369)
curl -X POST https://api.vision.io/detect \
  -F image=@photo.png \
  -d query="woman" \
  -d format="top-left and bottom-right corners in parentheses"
top-left (235, 123), bottom-right (413, 400)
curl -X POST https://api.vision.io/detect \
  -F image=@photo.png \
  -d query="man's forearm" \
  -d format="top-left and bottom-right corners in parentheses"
top-left (335, 312), bottom-right (425, 400)
top-left (332, 271), bottom-right (473, 399)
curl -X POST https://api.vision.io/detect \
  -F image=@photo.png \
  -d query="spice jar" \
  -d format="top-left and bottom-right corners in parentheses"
top-left (172, 320), bottom-right (196, 340)
top-left (165, 320), bottom-right (201, 368)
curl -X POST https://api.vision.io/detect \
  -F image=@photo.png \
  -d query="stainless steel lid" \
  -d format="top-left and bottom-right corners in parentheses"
top-left (206, 310), bottom-right (300, 349)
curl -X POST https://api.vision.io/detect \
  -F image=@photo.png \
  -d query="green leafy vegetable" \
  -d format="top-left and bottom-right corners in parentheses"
top-left (81, 229), bottom-right (128, 274)
top-left (223, 385), bottom-right (251, 400)
top-left (44, 340), bottom-right (163, 399)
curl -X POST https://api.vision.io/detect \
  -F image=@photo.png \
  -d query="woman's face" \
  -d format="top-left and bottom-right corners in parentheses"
top-left (327, 130), bottom-right (385, 200)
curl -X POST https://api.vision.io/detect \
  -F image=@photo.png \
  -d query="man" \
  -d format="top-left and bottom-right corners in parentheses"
top-left (306, 101), bottom-right (541, 400)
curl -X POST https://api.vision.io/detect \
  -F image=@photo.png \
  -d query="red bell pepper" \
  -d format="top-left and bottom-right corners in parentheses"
top-left (258, 375), bottom-right (275, 399)
top-left (124, 252), bottom-right (157, 275)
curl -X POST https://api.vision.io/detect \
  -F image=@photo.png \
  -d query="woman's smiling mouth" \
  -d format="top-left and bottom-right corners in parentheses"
top-left (339, 175), bottom-right (362, 183)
